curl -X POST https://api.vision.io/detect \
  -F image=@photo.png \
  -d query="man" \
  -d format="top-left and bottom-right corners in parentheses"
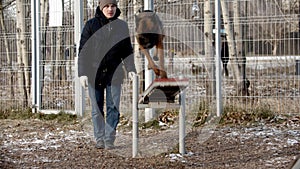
top-left (78, 0), bottom-right (136, 149)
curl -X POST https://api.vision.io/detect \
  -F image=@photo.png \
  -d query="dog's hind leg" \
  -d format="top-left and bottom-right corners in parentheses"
top-left (140, 47), bottom-right (160, 76)
top-left (152, 48), bottom-right (159, 61)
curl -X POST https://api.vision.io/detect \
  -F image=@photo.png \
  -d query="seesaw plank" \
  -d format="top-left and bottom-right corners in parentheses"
top-left (139, 78), bottom-right (189, 104)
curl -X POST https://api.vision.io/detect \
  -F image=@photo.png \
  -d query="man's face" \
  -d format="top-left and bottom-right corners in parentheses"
top-left (102, 4), bottom-right (117, 19)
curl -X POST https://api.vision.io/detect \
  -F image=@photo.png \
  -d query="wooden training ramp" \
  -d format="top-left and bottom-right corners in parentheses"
top-left (139, 78), bottom-right (189, 104)
top-left (132, 76), bottom-right (189, 158)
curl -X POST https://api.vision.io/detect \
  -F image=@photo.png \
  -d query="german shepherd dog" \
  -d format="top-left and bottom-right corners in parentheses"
top-left (135, 10), bottom-right (167, 78)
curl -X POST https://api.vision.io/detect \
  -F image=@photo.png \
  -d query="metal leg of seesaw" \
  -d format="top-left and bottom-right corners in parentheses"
top-left (179, 89), bottom-right (186, 155)
top-left (132, 75), bottom-right (186, 158)
top-left (132, 74), bottom-right (139, 158)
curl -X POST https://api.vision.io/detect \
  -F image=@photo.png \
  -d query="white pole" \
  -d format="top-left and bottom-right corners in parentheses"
top-left (31, 0), bottom-right (37, 113)
top-left (144, 0), bottom-right (153, 10)
top-left (215, 0), bottom-right (223, 117)
top-left (33, 0), bottom-right (41, 112)
top-left (144, 0), bottom-right (155, 122)
top-left (179, 89), bottom-right (186, 155)
top-left (144, 50), bottom-right (155, 122)
top-left (132, 74), bottom-right (139, 158)
top-left (74, 0), bottom-right (85, 116)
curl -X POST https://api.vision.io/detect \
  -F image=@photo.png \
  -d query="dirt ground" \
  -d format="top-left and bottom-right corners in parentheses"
top-left (1, 115), bottom-right (300, 169)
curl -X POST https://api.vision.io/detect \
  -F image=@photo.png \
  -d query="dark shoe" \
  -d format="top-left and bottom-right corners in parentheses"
top-left (105, 142), bottom-right (115, 150)
top-left (95, 140), bottom-right (105, 149)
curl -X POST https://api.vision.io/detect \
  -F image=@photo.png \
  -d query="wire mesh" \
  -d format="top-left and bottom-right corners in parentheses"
top-left (0, 0), bottom-right (299, 116)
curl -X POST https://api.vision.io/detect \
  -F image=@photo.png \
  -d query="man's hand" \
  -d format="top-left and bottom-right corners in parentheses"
top-left (79, 76), bottom-right (88, 88)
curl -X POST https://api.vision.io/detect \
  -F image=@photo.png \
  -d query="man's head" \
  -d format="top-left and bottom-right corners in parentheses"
top-left (99, 0), bottom-right (117, 10)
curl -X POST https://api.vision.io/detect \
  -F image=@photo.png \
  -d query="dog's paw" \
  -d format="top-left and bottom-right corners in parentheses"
top-left (159, 70), bottom-right (168, 79)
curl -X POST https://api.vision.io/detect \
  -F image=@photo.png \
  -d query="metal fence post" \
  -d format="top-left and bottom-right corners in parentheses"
top-left (31, 0), bottom-right (41, 113)
top-left (31, 0), bottom-right (37, 113)
top-left (215, 0), bottom-right (223, 117)
top-left (74, 0), bottom-right (85, 116)
top-left (144, 0), bottom-right (156, 122)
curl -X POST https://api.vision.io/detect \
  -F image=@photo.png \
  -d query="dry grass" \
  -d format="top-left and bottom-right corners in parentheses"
top-left (0, 108), bottom-right (77, 124)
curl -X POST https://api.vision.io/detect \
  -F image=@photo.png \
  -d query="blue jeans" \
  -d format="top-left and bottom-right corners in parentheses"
top-left (88, 84), bottom-right (121, 143)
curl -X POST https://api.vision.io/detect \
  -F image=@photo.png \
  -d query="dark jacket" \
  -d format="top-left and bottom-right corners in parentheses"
top-left (78, 6), bottom-right (136, 87)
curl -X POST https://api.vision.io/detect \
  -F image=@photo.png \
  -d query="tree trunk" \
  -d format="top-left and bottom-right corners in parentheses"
top-left (156, 0), bottom-right (168, 13)
top-left (16, 0), bottom-right (29, 106)
top-left (55, 26), bottom-right (65, 82)
top-left (204, 0), bottom-right (215, 103)
top-left (51, 30), bottom-right (55, 79)
top-left (220, 0), bottom-right (243, 96)
top-left (119, 0), bottom-right (129, 20)
top-left (233, 1), bottom-right (242, 58)
top-left (83, 0), bottom-right (88, 23)
top-left (49, 3), bottom-right (56, 81)
top-left (233, 0), bottom-right (249, 96)
top-left (0, 1), bottom-right (14, 100)
top-left (67, 0), bottom-right (73, 80)
top-left (55, 0), bottom-right (65, 82)
top-left (40, 0), bottom-right (49, 102)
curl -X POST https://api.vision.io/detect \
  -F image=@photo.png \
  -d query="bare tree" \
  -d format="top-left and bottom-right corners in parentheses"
top-left (54, 0), bottom-right (65, 82)
top-left (39, 0), bottom-right (49, 102)
top-left (83, 0), bottom-right (88, 23)
top-left (233, 0), bottom-right (249, 96)
top-left (65, 0), bottom-right (75, 80)
top-left (119, 0), bottom-right (130, 20)
top-left (0, 0), bottom-right (14, 99)
top-left (249, 0), bottom-right (298, 55)
top-left (220, 0), bottom-right (245, 96)
top-left (156, 0), bottom-right (168, 13)
top-left (16, 0), bottom-right (29, 106)
top-left (204, 0), bottom-right (215, 102)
